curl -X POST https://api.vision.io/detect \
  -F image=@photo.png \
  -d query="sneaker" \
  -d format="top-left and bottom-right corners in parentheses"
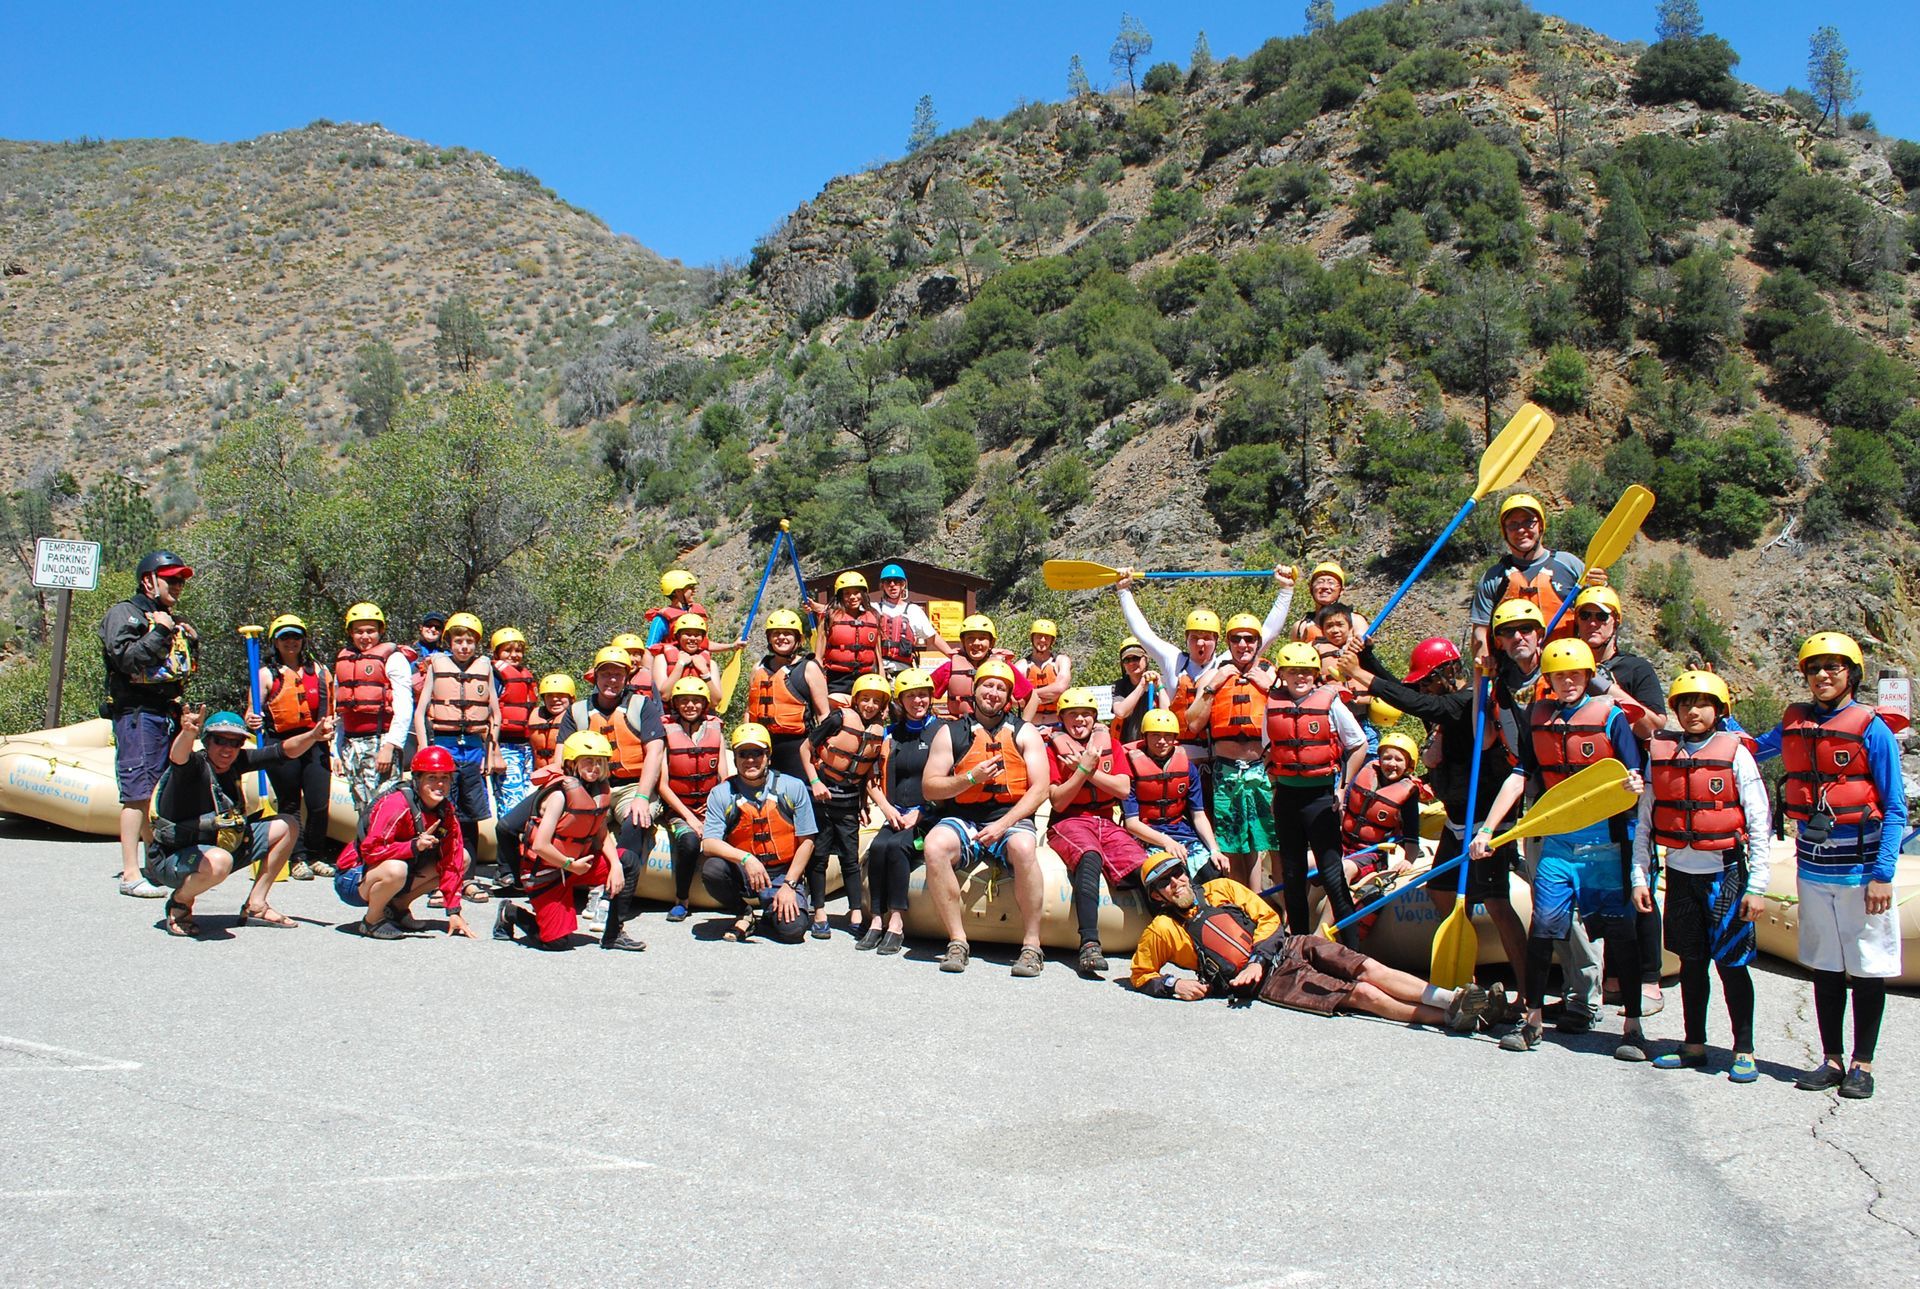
top-left (289, 860), bottom-right (314, 881)
top-left (856, 924), bottom-right (886, 952)
top-left (602, 931), bottom-right (648, 953)
top-left (1446, 983), bottom-right (1490, 1033)
top-left (1556, 1009), bottom-right (1595, 1035)
top-left (363, 914), bottom-right (405, 941)
top-left (1011, 945), bottom-right (1045, 978)
top-left (1728, 1054), bottom-right (1759, 1084)
top-left (938, 940), bottom-right (970, 973)
top-left (809, 921), bottom-right (831, 941)
top-left (1076, 942), bottom-right (1106, 978)
top-left (1498, 1021), bottom-right (1544, 1053)
top-left (119, 877), bottom-right (168, 899)
top-left (1652, 1047), bottom-right (1709, 1071)
top-left (309, 860), bottom-right (336, 878)
top-left (1838, 1067), bottom-right (1875, 1100)
top-left (1795, 1061), bottom-right (1846, 1091)
top-left (1638, 988), bottom-right (1665, 1017)
top-left (666, 903), bottom-right (690, 923)
top-left (877, 931), bottom-right (905, 956)
top-left (1614, 1038), bottom-right (1649, 1063)
top-left (492, 903), bottom-right (515, 942)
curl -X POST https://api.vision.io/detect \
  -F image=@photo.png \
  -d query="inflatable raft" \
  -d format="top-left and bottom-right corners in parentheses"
top-left (1755, 842), bottom-right (1920, 988)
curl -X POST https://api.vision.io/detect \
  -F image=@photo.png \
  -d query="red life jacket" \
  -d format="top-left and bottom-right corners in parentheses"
top-left (1183, 894), bottom-right (1259, 989)
top-left (335, 643), bottom-right (397, 737)
top-left (263, 662), bottom-right (324, 735)
top-left (544, 774), bottom-right (612, 858)
top-left (1527, 693), bottom-right (1618, 791)
top-left (941, 649), bottom-right (1016, 720)
top-left (1780, 702), bottom-right (1884, 827)
top-left (664, 717), bottom-right (724, 816)
top-left (1341, 761), bottom-right (1420, 851)
top-left (1264, 685), bottom-right (1342, 779)
top-left (1126, 743), bottom-right (1191, 826)
top-left (425, 656), bottom-right (492, 736)
top-left (816, 711), bottom-right (886, 790)
top-left (1051, 726), bottom-right (1121, 817)
top-left (494, 661), bottom-right (537, 742)
top-left (658, 642), bottom-right (717, 700)
top-left (1647, 730), bottom-right (1748, 852)
top-left (821, 607), bottom-right (881, 677)
top-left (526, 704), bottom-right (565, 759)
top-left (878, 606), bottom-right (917, 668)
top-left (1207, 663), bottom-right (1274, 743)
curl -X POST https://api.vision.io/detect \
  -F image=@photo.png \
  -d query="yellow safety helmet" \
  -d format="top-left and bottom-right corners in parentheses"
top-left (1184, 609), bottom-right (1221, 636)
top-left (561, 730), bottom-right (614, 763)
top-left (1368, 695), bottom-right (1404, 727)
top-left (973, 659), bottom-right (1018, 690)
top-left (1539, 638), bottom-right (1597, 676)
top-left (959, 613), bottom-right (996, 639)
top-left (669, 676), bottom-right (712, 704)
top-left (1798, 631), bottom-right (1863, 670)
top-left (1141, 849), bottom-right (1187, 890)
top-left (592, 645), bottom-right (633, 673)
top-left (1309, 560), bottom-right (1347, 586)
top-left (1573, 586), bottom-right (1622, 620)
top-left (764, 609), bottom-right (805, 635)
top-left (1057, 687), bottom-right (1098, 714)
top-left (1490, 599), bottom-right (1547, 632)
top-left (538, 672), bottom-right (579, 699)
top-left (1029, 618), bottom-right (1059, 639)
top-left (1275, 642), bottom-right (1323, 671)
top-left (1223, 612), bottom-right (1263, 638)
top-left (1119, 635), bottom-right (1145, 655)
top-left (1141, 709), bottom-right (1182, 735)
top-left (610, 631), bottom-right (645, 652)
top-left (1498, 493), bottom-right (1547, 530)
top-left (269, 613), bottom-right (307, 638)
top-left (1378, 731), bottom-right (1422, 765)
top-left (730, 722), bottom-right (773, 750)
top-left (674, 614), bottom-right (708, 636)
top-left (443, 612), bottom-right (483, 639)
top-left (344, 602), bottom-right (386, 628)
top-left (490, 626), bottom-right (526, 651)
top-left (1668, 670), bottom-right (1732, 709)
top-left (849, 674), bottom-right (893, 705)
top-left (834, 570), bottom-right (869, 594)
top-left (660, 569), bottom-right (697, 596)
top-left (893, 668), bottom-right (935, 698)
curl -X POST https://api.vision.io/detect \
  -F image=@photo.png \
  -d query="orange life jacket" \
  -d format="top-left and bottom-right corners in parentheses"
top-left (748, 654), bottom-right (813, 736)
top-left (494, 661), bottom-right (537, 741)
top-left (1501, 560), bottom-right (1578, 641)
top-left (263, 662), bottom-right (323, 735)
top-left (1527, 693), bottom-right (1618, 791)
top-left (572, 697), bottom-right (652, 780)
top-left (1207, 663), bottom-right (1274, 743)
top-left (526, 704), bottom-right (565, 759)
top-left (724, 783), bottom-right (800, 866)
top-left (1051, 726), bottom-right (1122, 817)
top-left (1025, 656), bottom-right (1061, 723)
top-left (1126, 742), bottom-right (1191, 825)
top-left (1341, 761), bottom-right (1420, 851)
top-left (821, 607), bottom-right (881, 677)
top-left (878, 605), bottom-right (918, 669)
top-left (816, 710), bottom-right (886, 791)
top-left (664, 717), bottom-right (724, 816)
top-left (950, 714), bottom-right (1030, 820)
top-left (334, 642), bottom-right (397, 737)
top-left (942, 649), bottom-right (1015, 719)
top-left (1264, 685), bottom-right (1342, 779)
top-left (1780, 702), bottom-right (1884, 827)
top-left (1171, 660), bottom-right (1200, 729)
top-left (1647, 730), bottom-right (1748, 852)
top-left (425, 656), bottom-right (492, 736)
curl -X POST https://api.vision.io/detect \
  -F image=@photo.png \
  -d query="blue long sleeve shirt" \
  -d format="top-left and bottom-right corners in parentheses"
top-left (1753, 700), bottom-right (1906, 885)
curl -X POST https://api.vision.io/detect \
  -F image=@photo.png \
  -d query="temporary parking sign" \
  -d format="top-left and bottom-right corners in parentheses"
top-left (31, 538), bottom-right (102, 592)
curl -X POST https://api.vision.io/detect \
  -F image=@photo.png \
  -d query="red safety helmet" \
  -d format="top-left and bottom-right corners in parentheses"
top-left (410, 746), bottom-right (457, 775)
top-left (1404, 637), bottom-right (1462, 686)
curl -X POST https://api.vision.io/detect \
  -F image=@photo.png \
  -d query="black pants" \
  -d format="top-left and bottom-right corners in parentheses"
top-left (867, 822), bottom-right (924, 913)
top-left (810, 799), bottom-right (864, 915)
top-left (600, 819), bottom-right (653, 947)
top-left (699, 854), bottom-right (809, 942)
top-left (1635, 868), bottom-right (1665, 985)
top-left (1528, 917), bottom-right (1645, 1018)
top-left (263, 739), bottom-right (331, 862)
top-left (1271, 782), bottom-right (1355, 945)
top-left (1678, 957), bottom-right (1756, 1051)
top-left (668, 821), bottom-right (702, 904)
top-left (1813, 969), bottom-right (1887, 1064)
top-left (769, 735), bottom-right (807, 783)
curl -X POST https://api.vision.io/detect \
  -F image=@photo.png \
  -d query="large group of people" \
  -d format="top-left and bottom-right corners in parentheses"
top-left (95, 500), bottom-right (1909, 1097)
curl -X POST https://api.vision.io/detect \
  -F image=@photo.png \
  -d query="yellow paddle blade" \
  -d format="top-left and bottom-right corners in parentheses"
top-left (714, 650), bottom-right (743, 716)
top-left (1489, 758), bottom-right (1636, 848)
top-left (1473, 402), bottom-right (1554, 499)
top-left (1430, 902), bottom-right (1478, 990)
top-left (1042, 559), bottom-right (1123, 591)
top-left (1584, 484), bottom-right (1655, 572)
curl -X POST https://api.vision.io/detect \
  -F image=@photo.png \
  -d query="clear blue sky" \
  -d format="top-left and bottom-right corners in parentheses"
top-left (6, 2), bottom-right (1915, 266)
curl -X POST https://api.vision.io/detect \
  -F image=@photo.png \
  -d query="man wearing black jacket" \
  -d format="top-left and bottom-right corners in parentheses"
top-left (98, 550), bottom-right (199, 898)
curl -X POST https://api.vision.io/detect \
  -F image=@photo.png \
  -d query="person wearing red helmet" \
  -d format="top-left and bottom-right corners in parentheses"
top-left (332, 744), bottom-right (474, 940)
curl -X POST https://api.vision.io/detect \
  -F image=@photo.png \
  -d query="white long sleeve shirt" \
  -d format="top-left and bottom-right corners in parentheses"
top-left (1631, 738), bottom-right (1771, 895)
top-left (1116, 582), bottom-right (1295, 685)
top-left (335, 650), bottom-right (416, 756)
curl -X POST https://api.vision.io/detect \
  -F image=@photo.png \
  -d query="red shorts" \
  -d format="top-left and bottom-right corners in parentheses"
top-left (1047, 813), bottom-right (1148, 885)
top-left (529, 854), bottom-right (611, 942)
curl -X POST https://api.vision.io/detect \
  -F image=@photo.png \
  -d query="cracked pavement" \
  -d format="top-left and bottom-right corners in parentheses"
top-left (1, 819), bottom-right (1914, 1287)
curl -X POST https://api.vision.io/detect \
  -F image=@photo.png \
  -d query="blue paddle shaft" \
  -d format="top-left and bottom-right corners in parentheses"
top-left (1369, 496), bottom-right (1480, 637)
top-left (1142, 569), bottom-right (1271, 580)
top-left (1327, 854), bottom-right (1468, 932)
top-left (784, 534), bottom-right (815, 631)
top-left (1259, 843), bottom-right (1388, 901)
top-left (1458, 674), bottom-right (1491, 900)
top-left (244, 634), bottom-right (268, 796)
top-left (1540, 589), bottom-right (1579, 639)
top-left (738, 530), bottom-right (785, 646)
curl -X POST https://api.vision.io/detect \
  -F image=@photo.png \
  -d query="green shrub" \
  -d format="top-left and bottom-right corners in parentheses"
top-left (1206, 443), bottom-right (1293, 535)
top-left (1530, 344), bottom-right (1589, 411)
top-left (1820, 426), bottom-right (1901, 521)
top-left (1142, 62), bottom-right (1182, 96)
top-left (1382, 46), bottom-right (1469, 92)
top-left (1704, 484), bottom-right (1771, 549)
top-left (1753, 174), bottom-right (1874, 286)
top-left (1038, 453), bottom-right (1091, 511)
top-left (1891, 140), bottom-right (1920, 191)
top-left (1639, 554), bottom-right (1731, 662)
top-left (1630, 35), bottom-right (1741, 109)
top-left (1720, 124), bottom-right (1802, 223)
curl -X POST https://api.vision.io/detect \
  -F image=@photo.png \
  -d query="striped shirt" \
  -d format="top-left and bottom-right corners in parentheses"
top-left (1753, 701), bottom-right (1907, 885)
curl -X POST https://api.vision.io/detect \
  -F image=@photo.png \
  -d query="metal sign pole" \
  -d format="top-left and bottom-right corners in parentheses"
top-left (45, 587), bottom-right (72, 729)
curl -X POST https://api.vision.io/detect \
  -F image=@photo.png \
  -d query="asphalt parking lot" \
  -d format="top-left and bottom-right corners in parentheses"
top-left (1, 818), bottom-right (1914, 1287)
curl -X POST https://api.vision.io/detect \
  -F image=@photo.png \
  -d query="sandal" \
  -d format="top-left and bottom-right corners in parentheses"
top-left (387, 906), bottom-right (429, 932)
top-left (163, 898), bottom-right (199, 938)
top-left (428, 891), bottom-right (445, 908)
top-left (238, 898), bottom-right (296, 929)
top-left (461, 881), bottom-right (492, 904)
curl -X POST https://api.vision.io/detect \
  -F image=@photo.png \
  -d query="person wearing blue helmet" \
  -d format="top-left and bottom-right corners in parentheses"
top-left (874, 562), bottom-right (953, 680)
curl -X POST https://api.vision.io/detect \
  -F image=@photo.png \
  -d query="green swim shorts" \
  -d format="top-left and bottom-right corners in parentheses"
top-left (1211, 760), bottom-right (1277, 853)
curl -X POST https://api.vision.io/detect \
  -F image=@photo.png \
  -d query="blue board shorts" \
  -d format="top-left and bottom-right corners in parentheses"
top-left (931, 816), bottom-right (1037, 869)
top-left (113, 709), bottom-right (176, 803)
top-left (143, 821), bottom-right (276, 889)
top-left (1531, 825), bottom-right (1633, 940)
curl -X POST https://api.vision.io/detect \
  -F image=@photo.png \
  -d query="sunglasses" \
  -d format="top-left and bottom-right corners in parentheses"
top-left (206, 735), bottom-right (247, 749)
top-left (1575, 609), bottom-right (1613, 623)
top-left (1804, 659), bottom-right (1851, 676)
top-left (1494, 624), bottom-right (1541, 637)
top-left (735, 747), bottom-right (769, 759)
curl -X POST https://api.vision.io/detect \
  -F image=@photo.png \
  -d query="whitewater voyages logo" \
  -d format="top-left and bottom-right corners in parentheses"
top-left (6, 763), bottom-right (97, 804)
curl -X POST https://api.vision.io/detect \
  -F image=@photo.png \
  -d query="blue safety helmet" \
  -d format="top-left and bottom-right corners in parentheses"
top-left (204, 711), bottom-right (248, 736)
top-left (880, 563), bottom-right (906, 581)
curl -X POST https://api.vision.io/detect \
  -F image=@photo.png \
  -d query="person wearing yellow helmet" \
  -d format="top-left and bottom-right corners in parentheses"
top-left (1475, 636), bottom-right (1651, 1060)
top-left (489, 627), bottom-right (540, 815)
top-left (863, 669), bottom-right (940, 954)
top-left (493, 730), bottom-right (632, 950)
top-left (1336, 732), bottom-right (1425, 913)
top-left (525, 674), bottom-right (575, 767)
top-left (334, 601), bottom-right (414, 826)
top-left (244, 613), bottom-right (338, 882)
top-left (1107, 634), bottom-right (1171, 746)
top-left (1292, 561), bottom-right (1372, 645)
top-left (1469, 493), bottom-right (1594, 670)
top-left (746, 608), bottom-right (831, 780)
top-left (412, 612), bottom-right (499, 902)
top-left (874, 562), bottom-right (956, 678)
top-left (645, 570), bottom-right (709, 647)
top-left (1264, 639), bottom-right (1371, 947)
top-left (1181, 613), bottom-right (1284, 892)
top-left (798, 673), bottom-right (894, 939)
top-left (1633, 670), bottom-right (1771, 1083)
top-left (606, 631), bottom-right (657, 704)
top-left (699, 721), bottom-right (819, 944)
top-left (1019, 619), bottom-right (1073, 727)
top-left (1121, 708), bottom-right (1222, 885)
top-left (805, 570), bottom-right (884, 695)
top-left (1042, 686), bottom-right (1148, 977)
top-left (1752, 632), bottom-right (1906, 1100)
top-left (650, 612), bottom-right (725, 707)
top-left (921, 657), bottom-right (1053, 976)
top-left (932, 613), bottom-right (1029, 720)
top-left (331, 741), bottom-right (474, 941)
top-left (656, 676), bottom-right (729, 924)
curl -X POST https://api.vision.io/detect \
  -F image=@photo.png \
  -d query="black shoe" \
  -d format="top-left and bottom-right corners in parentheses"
top-left (363, 913), bottom-right (405, 941)
top-left (602, 931), bottom-right (648, 952)
top-left (1498, 1021), bottom-right (1544, 1052)
top-left (1838, 1067), bottom-right (1875, 1100)
top-left (1076, 942), bottom-right (1106, 978)
top-left (492, 903), bottom-right (515, 942)
top-left (855, 924), bottom-right (886, 952)
top-left (1556, 1009), bottom-right (1595, 1035)
top-left (876, 931), bottom-right (905, 955)
top-left (388, 905), bottom-right (429, 933)
top-left (1795, 1061), bottom-right (1846, 1091)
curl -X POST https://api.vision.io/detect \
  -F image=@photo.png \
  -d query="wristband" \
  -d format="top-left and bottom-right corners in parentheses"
top-left (964, 771), bottom-right (976, 785)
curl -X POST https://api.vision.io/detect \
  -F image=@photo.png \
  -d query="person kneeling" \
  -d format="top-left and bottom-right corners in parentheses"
top-left (700, 722), bottom-right (817, 944)
top-left (333, 744), bottom-right (474, 940)
top-left (493, 732), bottom-right (627, 950)
top-left (1130, 851), bottom-right (1488, 1030)
top-left (146, 705), bottom-right (333, 937)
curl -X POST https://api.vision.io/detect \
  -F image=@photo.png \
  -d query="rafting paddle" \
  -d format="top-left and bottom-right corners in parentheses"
top-left (717, 527), bottom-right (787, 715)
top-left (1429, 673), bottom-right (1491, 989)
top-left (1043, 560), bottom-right (1274, 592)
top-left (1539, 483), bottom-right (1655, 638)
top-left (1367, 402), bottom-right (1554, 637)
top-left (1319, 756), bottom-right (1638, 940)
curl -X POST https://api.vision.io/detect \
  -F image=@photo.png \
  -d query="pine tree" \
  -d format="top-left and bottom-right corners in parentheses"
top-left (1190, 31), bottom-right (1214, 82)
top-left (906, 95), bottom-right (940, 153)
top-left (1581, 173), bottom-right (1651, 340)
top-left (1109, 13), bottom-right (1152, 100)
top-left (1807, 26), bottom-right (1858, 136)
top-left (1655, 0), bottom-right (1703, 44)
top-left (1305, 0), bottom-right (1336, 36)
top-left (1067, 55), bottom-right (1092, 100)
